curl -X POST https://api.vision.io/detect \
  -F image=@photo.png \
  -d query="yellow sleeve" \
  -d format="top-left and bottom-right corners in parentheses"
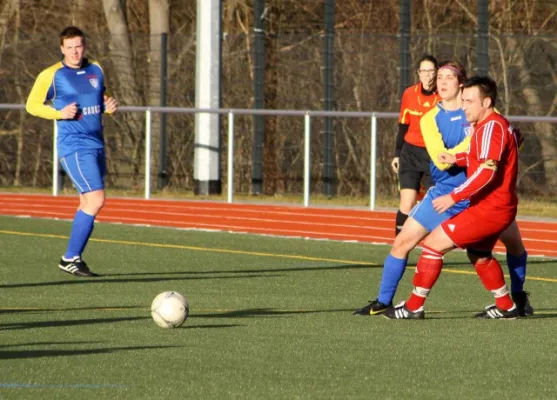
top-left (447, 136), bottom-right (471, 155)
top-left (420, 108), bottom-right (453, 171)
top-left (25, 65), bottom-right (63, 120)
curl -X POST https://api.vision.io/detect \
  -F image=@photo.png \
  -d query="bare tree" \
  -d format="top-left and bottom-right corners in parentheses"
top-left (102, 0), bottom-right (146, 186)
top-left (455, 0), bottom-right (557, 187)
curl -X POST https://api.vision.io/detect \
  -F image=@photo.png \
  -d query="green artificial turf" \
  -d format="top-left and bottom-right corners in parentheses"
top-left (1, 215), bottom-right (556, 399)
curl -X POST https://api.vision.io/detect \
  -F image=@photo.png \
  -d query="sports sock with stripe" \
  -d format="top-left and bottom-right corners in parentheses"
top-left (406, 246), bottom-right (444, 311)
top-left (474, 258), bottom-right (514, 310)
top-left (506, 251), bottom-right (527, 293)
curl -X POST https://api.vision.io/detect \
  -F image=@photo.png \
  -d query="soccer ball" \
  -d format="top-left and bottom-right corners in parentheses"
top-left (151, 291), bottom-right (189, 328)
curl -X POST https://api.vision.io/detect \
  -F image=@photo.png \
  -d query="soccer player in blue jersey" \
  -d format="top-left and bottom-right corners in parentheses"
top-left (354, 61), bottom-right (532, 317)
top-left (26, 26), bottom-right (118, 277)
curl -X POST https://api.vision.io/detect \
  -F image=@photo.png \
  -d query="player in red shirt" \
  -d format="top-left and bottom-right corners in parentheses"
top-left (393, 55), bottom-right (439, 235)
top-left (384, 76), bottom-right (521, 320)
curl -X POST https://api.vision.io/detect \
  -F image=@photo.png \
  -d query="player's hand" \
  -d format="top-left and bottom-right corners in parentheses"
top-left (391, 157), bottom-right (400, 173)
top-left (61, 102), bottom-right (78, 119)
top-left (438, 152), bottom-right (456, 165)
top-left (432, 194), bottom-right (456, 214)
top-left (104, 95), bottom-right (119, 114)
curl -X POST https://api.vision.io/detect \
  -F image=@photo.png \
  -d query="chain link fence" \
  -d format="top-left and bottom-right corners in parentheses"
top-left (1, 31), bottom-right (556, 202)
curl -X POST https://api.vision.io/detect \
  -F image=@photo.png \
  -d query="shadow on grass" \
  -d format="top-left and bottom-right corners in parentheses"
top-left (0, 263), bottom-right (381, 290)
top-left (0, 273), bottom-right (282, 290)
top-left (392, 308), bottom-right (557, 320)
top-left (105, 263), bottom-right (382, 276)
top-left (184, 324), bottom-right (244, 329)
top-left (0, 305), bottom-right (146, 314)
top-left (525, 309), bottom-right (557, 319)
top-left (0, 344), bottom-right (179, 360)
top-left (195, 307), bottom-right (354, 319)
top-left (0, 316), bottom-right (150, 330)
top-left (0, 341), bottom-right (105, 348)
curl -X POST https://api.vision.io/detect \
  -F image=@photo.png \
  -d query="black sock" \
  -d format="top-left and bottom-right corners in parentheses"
top-left (395, 211), bottom-right (408, 236)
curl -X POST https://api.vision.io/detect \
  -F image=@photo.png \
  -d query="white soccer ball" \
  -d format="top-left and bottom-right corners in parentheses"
top-left (151, 291), bottom-right (189, 328)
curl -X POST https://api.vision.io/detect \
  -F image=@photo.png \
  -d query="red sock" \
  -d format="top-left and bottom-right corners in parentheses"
top-left (474, 258), bottom-right (514, 310)
top-left (406, 246), bottom-right (444, 311)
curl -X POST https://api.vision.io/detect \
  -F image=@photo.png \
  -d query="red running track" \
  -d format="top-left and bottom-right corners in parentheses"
top-left (1, 193), bottom-right (556, 258)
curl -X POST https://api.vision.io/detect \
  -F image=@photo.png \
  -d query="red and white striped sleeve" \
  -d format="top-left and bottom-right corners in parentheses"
top-left (450, 121), bottom-right (505, 203)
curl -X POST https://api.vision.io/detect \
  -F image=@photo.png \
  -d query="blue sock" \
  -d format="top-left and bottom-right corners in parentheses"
top-left (378, 254), bottom-right (408, 305)
top-left (64, 210), bottom-right (96, 259)
top-left (506, 251), bottom-right (527, 293)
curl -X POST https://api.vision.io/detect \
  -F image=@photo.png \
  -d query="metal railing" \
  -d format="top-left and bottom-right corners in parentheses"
top-left (2, 104), bottom-right (557, 210)
top-left (120, 106), bottom-right (398, 210)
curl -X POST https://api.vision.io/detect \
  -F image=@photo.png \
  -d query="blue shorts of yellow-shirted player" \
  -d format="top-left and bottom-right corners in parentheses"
top-left (409, 184), bottom-right (468, 232)
top-left (60, 149), bottom-right (106, 193)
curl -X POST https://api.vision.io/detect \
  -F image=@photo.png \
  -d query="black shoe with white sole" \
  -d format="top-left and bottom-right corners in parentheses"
top-left (474, 305), bottom-right (519, 319)
top-left (58, 257), bottom-right (99, 277)
top-left (382, 302), bottom-right (425, 320)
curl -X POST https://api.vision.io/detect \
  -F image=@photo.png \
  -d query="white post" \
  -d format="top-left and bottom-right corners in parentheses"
top-left (52, 121), bottom-right (59, 196)
top-left (194, 0), bottom-right (222, 194)
top-left (227, 111), bottom-right (234, 203)
top-left (370, 113), bottom-right (377, 211)
top-left (303, 113), bottom-right (311, 207)
top-left (145, 109), bottom-right (152, 200)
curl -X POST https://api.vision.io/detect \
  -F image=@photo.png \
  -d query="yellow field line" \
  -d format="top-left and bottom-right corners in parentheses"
top-left (0, 229), bottom-right (368, 265)
top-left (2, 229), bottom-right (557, 283)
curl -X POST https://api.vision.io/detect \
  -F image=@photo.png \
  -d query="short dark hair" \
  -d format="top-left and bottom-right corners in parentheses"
top-left (417, 54), bottom-right (438, 70)
top-left (60, 26), bottom-right (86, 46)
top-left (417, 54), bottom-right (438, 91)
top-left (463, 76), bottom-right (498, 108)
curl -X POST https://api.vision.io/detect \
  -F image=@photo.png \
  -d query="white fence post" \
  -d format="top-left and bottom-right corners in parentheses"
top-left (370, 113), bottom-right (377, 211)
top-left (227, 111), bottom-right (234, 203)
top-left (145, 109), bottom-right (152, 200)
top-left (52, 121), bottom-right (59, 196)
top-left (304, 113), bottom-right (311, 207)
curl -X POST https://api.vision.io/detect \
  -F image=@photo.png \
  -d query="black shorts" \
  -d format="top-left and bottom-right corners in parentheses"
top-left (398, 142), bottom-right (431, 191)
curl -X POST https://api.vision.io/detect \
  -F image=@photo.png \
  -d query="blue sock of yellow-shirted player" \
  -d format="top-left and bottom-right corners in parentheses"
top-left (63, 210), bottom-right (95, 259)
top-left (377, 254), bottom-right (408, 305)
top-left (506, 251), bottom-right (527, 293)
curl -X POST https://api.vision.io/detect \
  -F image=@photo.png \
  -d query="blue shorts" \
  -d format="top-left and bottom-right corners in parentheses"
top-left (60, 149), bottom-right (106, 194)
top-left (409, 185), bottom-right (469, 232)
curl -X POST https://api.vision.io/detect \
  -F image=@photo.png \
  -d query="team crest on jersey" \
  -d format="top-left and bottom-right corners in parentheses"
top-left (464, 126), bottom-right (472, 137)
top-left (89, 77), bottom-right (99, 88)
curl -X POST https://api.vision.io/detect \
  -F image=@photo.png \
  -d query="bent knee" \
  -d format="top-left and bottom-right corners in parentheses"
top-left (82, 191), bottom-right (105, 215)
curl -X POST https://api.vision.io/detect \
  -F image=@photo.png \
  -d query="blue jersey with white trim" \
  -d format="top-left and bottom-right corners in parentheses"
top-left (26, 59), bottom-right (106, 158)
top-left (420, 103), bottom-right (470, 194)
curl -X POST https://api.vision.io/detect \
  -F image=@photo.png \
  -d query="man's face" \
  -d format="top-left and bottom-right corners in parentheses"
top-left (462, 86), bottom-right (489, 124)
top-left (61, 36), bottom-right (85, 69)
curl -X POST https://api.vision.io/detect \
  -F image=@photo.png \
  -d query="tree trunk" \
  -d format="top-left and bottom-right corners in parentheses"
top-left (0, 0), bottom-right (15, 67)
top-left (71, 0), bottom-right (88, 26)
top-left (102, 0), bottom-right (145, 186)
top-left (10, 0), bottom-right (23, 186)
top-left (148, 0), bottom-right (170, 189)
top-left (262, 4), bottom-right (278, 195)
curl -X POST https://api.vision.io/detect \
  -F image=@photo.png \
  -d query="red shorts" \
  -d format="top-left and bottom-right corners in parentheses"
top-left (441, 205), bottom-right (515, 252)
